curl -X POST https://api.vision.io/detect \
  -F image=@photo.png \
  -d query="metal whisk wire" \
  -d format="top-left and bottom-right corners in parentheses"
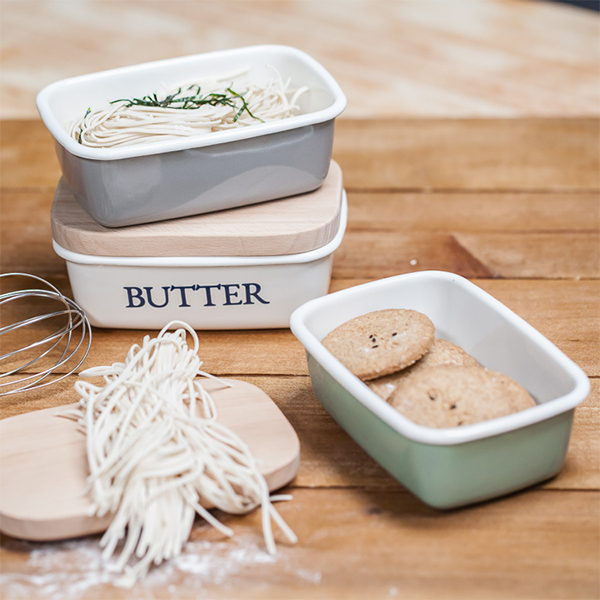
top-left (0, 273), bottom-right (92, 396)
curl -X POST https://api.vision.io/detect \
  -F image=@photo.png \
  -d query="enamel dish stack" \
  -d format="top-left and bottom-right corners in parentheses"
top-left (37, 45), bottom-right (347, 329)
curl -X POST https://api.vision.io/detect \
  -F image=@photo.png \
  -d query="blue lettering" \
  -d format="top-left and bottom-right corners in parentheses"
top-left (243, 283), bottom-right (270, 305)
top-left (123, 282), bottom-right (270, 308)
top-left (170, 285), bottom-right (195, 308)
top-left (195, 284), bottom-right (221, 307)
top-left (144, 286), bottom-right (170, 308)
top-left (222, 284), bottom-right (243, 306)
top-left (124, 287), bottom-right (145, 308)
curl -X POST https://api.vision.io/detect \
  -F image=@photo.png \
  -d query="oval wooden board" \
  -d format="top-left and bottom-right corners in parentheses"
top-left (0, 378), bottom-right (300, 541)
top-left (51, 160), bottom-right (343, 258)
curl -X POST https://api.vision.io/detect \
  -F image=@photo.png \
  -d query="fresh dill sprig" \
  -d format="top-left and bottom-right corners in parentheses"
top-left (77, 107), bottom-right (91, 144)
top-left (226, 87), bottom-right (260, 122)
top-left (108, 84), bottom-right (263, 123)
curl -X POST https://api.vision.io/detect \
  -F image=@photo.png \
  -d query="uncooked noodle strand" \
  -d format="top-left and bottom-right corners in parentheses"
top-left (65, 321), bottom-right (297, 587)
top-left (68, 68), bottom-right (308, 148)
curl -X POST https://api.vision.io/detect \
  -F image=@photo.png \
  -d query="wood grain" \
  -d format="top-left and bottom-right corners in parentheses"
top-left (335, 119), bottom-right (600, 191)
top-left (1, 116), bottom-right (598, 599)
top-left (0, 280), bottom-right (597, 378)
top-left (348, 191), bottom-right (600, 232)
top-left (2, 0), bottom-right (598, 119)
top-left (2, 119), bottom-right (599, 283)
top-left (0, 121), bottom-right (59, 188)
top-left (0, 374), bottom-right (597, 493)
top-left (3, 119), bottom-right (599, 191)
top-left (0, 379), bottom-right (300, 541)
top-left (0, 488), bottom-right (598, 600)
top-left (333, 231), bottom-right (599, 279)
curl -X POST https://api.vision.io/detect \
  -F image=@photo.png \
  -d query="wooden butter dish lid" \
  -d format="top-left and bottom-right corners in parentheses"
top-left (51, 161), bottom-right (343, 258)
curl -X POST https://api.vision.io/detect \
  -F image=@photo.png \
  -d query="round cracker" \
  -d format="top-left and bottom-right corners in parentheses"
top-left (321, 309), bottom-right (435, 381)
top-left (368, 338), bottom-right (480, 401)
top-left (389, 365), bottom-right (536, 428)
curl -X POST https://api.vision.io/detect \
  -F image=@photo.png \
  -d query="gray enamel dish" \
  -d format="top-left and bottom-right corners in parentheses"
top-left (36, 45), bottom-right (346, 227)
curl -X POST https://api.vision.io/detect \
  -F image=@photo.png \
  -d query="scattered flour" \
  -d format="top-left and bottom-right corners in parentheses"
top-left (1, 533), bottom-right (322, 599)
top-left (295, 568), bottom-right (322, 584)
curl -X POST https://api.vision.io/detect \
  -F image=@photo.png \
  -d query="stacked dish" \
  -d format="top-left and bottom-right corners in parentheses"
top-left (38, 46), bottom-right (347, 328)
top-left (50, 162), bottom-right (346, 329)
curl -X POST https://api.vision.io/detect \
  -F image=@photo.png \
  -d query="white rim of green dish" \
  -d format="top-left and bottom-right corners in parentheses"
top-left (290, 271), bottom-right (590, 446)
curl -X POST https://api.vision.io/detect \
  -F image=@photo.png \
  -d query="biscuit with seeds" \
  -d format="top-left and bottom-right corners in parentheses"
top-left (321, 309), bottom-right (435, 381)
top-left (389, 365), bottom-right (536, 428)
top-left (368, 338), bottom-right (480, 401)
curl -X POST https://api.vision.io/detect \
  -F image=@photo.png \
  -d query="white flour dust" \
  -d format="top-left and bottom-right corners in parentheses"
top-left (1, 534), bottom-right (321, 599)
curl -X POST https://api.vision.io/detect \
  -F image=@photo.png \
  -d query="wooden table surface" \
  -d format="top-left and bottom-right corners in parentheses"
top-left (1, 116), bottom-right (598, 599)
top-left (2, 0), bottom-right (599, 119)
top-left (1, 2), bottom-right (599, 598)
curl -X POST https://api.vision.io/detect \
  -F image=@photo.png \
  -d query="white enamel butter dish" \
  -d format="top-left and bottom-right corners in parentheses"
top-left (52, 162), bottom-right (346, 329)
top-left (37, 45), bottom-right (347, 227)
top-left (290, 271), bottom-right (590, 509)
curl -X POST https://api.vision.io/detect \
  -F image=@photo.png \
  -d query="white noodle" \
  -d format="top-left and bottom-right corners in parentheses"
top-left (65, 321), bottom-right (297, 587)
top-left (68, 68), bottom-right (308, 148)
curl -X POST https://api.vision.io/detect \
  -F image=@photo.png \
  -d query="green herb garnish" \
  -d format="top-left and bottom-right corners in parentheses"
top-left (225, 87), bottom-right (260, 122)
top-left (77, 107), bottom-right (91, 144)
top-left (109, 84), bottom-right (263, 123)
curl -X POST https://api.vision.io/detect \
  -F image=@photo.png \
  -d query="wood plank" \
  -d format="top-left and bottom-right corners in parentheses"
top-left (0, 121), bottom-right (59, 188)
top-left (1, 109), bottom-right (597, 600)
top-left (1, 278), bottom-right (597, 378)
top-left (2, 0), bottom-right (598, 119)
top-left (5, 188), bottom-right (599, 236)
top-left (0, 189), bottom-right (60, 274)
top-left (1, 488), bottom-right (598, 599)
top-left (9, 190), bottom-right (600, 272)
top-left (334, 118), bottom-right (600, 191)
top-left (332, 231), bottom-right (599, 279)
top-left (348, 191), bottom-right (600, 232)
top-left (452, 231), bottom-right (599, 278)
top-left (4, 220), bottom-right (598, 281)
top-left (1, 374), bottom-right (597, 493)
top-left (2, 119), bottom-right (599, 191)
top-left (3, 187), bottom-right (599, 280)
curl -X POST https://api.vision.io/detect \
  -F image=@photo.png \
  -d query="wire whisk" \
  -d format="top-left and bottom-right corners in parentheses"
top-left (0, 273), bottom-right (92, 396)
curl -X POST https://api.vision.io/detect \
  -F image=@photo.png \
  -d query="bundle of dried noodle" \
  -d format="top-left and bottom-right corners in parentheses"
top-left (69, 68), bottom-right (308, 148)
top-left (66, 321), bottom-right (296, 587)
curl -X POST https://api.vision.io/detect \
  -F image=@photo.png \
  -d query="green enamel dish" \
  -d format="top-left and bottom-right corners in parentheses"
top-left (290, 271), bottom-right (589, 509)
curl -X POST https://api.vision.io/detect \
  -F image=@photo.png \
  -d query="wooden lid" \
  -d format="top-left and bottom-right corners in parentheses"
top-left (51, 161), bottom-right (343, 257)
top-left (0, 378), bottom-right (300, 541)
